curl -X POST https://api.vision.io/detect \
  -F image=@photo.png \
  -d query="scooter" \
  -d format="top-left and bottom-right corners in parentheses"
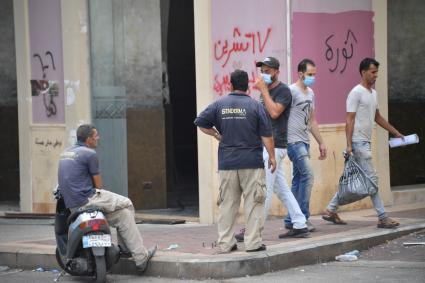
top-left (54, 189), bottom-right (120, 282)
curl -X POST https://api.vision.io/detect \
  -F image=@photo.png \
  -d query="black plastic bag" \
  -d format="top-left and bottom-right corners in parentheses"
top-left (337, 154), bottom-right (378, 205)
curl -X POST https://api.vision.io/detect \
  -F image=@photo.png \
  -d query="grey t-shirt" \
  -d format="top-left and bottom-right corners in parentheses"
top-left (287, 84), bottom-right (315, 144)
top-left (260, 82), bottom-right (292, 148)
top-left (58, 142), bottom-right (99, 208)
top-left (346, 84), bottom-right (379, 142)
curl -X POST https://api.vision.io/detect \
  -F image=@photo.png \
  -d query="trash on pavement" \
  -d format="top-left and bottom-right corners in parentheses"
top-left (403, 242), bottom-right (425, 246)
top-left (335, 250), bottom-right (360, 262)
top-left (335, 254), bottom-right (358, 262)
top-left (345, 250), bottom-right (360, 256)
top-left (165, 243), bottom-right (179, 250)
top-left (33, 267), bottom-right (60, 273)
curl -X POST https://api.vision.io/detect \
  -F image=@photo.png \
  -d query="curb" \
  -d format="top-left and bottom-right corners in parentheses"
top-left (0, 222), bottom-right (424, 279)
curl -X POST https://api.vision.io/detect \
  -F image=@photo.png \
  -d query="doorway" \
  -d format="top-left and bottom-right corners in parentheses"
top-left (0, 0), bottom-right (19, 207)
top-left (388, 0), bottom-right (425, 188)
top-left (165, 0), bottom-right (199, 211)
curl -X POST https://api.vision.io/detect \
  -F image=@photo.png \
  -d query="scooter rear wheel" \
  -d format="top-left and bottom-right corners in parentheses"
top-left (93, 255), bottom-right (106, 283)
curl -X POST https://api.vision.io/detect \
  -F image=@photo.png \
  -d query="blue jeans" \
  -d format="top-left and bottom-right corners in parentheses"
top-left (327, 141), bottom-right (387, 220)
top-left (284, 142), bottom-right (314, 227)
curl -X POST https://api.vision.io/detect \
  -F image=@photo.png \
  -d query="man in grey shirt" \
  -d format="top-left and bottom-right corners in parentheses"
top-left (284, 59), bottom-right (327, 232)
top-left (58, 124), bottom-right (156, 273)
top-left (323, 58), bottom-right (403, 228)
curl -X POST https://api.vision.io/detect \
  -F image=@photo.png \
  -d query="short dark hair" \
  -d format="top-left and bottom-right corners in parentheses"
top-left (230, 69), bottom-right (249, 92)
top-left (77, 124), bottom-right (96, 143)
top-left (297, 58), bottom-right (316, 73)
top-left (359, 58), bottom-right (379, 75)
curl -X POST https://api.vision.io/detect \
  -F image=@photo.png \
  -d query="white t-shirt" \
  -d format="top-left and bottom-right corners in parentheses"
top-left (346, 84), bottom-right (379, 142)
top-left (287, 84), bottom-right (315, 144)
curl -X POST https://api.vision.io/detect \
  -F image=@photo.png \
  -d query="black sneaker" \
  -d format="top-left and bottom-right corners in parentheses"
top-left (284, 223), bottom-right (293, 230)
top-left (234, 228), bottom-right (245, 242)
top-left (306, 221), bottom-right (316, 232)
top-left (279, 227), bottom-right (309, 238)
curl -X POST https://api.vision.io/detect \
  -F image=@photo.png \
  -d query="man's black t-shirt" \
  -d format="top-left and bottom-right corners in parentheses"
top-left (194, 92), bottom-right (272, 170)
top-left (260, 82), bottom-right (292, 148)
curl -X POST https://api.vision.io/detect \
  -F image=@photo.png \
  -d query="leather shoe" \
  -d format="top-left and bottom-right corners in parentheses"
top-left (216, 243), bottom-right (237, 254)
top-left (136, 245), bottom-right (157, 274)
top-left (118, 245), bottom-right (132, 259)
top-left (234, 228), bottom-right (245, 242)
top-left (246, 244), bottom-right (266, 252)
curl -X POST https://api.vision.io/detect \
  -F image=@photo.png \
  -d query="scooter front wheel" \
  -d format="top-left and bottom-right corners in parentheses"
top-left (93, 255), bottom-right (106, 283)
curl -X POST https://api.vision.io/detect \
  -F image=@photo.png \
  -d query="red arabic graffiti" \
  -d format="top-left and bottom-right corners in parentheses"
top-left (214, 27), bottom-right (272, 68)
top-left (214, 69), bottom-right (258, 97)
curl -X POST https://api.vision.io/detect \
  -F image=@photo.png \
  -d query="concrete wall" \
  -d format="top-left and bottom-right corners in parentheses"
top-left (388, 0), bottom-right (425, 186)
top-left (0, 0), bottom-right (19, 201)
top-left (89, 0), bottom-right (166, 209)
top-left (388, 0), bottom-right (425, 102)
top-left (194, 0), bottom-right (392, 224)
top-left (14, 0), bottom-right (91, 212)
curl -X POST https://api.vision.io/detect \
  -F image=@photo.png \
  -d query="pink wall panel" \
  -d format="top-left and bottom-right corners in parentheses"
top-left (29, 0), bottom-right (65, 124)
top-left (212, 0), bottom-right (287, 100)
top-left (291, 11), bottom-right (374, 124)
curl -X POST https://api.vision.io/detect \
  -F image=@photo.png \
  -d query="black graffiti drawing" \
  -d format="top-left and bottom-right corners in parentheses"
top-left (33, 51), bottom-right (56, 79)
top-left (43, 89), bottom-right (57, 117)
top-left (32, 51), bottom-right (58, 117)
top-left (325, 29), bottom-right (358, 74)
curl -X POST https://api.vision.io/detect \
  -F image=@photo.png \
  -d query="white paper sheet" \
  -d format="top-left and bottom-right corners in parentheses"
top-left (389, 134), bottom-right (419, 148)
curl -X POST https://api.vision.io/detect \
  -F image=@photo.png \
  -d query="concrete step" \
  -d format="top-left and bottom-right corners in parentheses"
top-left (392, 185), bottom-right (425, 206)
top-left (0, 222), bottom-right (424, 279)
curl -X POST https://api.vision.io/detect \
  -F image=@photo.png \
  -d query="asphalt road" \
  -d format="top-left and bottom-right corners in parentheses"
top-left (1, 229), bottom-right (424, 283)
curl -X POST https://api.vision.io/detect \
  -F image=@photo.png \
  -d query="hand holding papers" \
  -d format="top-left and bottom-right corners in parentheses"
top-left (389, 134), bottom-right (419, 148)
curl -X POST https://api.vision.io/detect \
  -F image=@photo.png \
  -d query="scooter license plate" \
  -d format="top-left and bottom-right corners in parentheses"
top-left (82, 234), bottom-right (112, 248)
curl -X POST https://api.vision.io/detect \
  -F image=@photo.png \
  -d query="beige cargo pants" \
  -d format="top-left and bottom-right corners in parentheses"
top-left (217, 168), bottom-right (267, 251)
top-left (80, 189), bottom-right (148, 267)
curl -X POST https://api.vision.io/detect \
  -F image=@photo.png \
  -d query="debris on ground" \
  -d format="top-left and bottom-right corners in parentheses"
top-left (164, 244), bottom-right (179, 250)
top-left (335, 250), bottom-right (360, 262)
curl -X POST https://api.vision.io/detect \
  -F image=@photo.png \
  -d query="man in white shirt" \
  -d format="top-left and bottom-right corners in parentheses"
top-left (323, 58), bottom-right (403, 228)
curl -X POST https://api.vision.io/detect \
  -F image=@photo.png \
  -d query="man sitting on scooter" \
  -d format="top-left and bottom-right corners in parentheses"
top-left (58, 124), bottom-right (157, 273)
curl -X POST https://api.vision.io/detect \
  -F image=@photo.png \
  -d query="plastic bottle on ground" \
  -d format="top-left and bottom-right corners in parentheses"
top-left (345, 250), bottom-right (360, 257)
top-left (335, 254), bottom-right (358, 262)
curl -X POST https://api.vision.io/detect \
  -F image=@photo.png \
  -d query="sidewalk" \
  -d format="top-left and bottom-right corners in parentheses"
top-left (0, 202), bottom-right (424, 279)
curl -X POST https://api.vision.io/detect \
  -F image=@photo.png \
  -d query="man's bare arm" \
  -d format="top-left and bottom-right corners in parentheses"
top-left (345, 112), bottom-right (356, 154)
top-left (310, 110), bottom-right (327, 160)
top-left (375, 110), bottom-right (403, 138)
top-left (254, 78), bottom-right (285, 119)
top-left (92, 174), bottom-right (103, 189)
top-left (262, 136), bottom-right (276, 173)
top-left (198, 127), bottom-right (221, 141)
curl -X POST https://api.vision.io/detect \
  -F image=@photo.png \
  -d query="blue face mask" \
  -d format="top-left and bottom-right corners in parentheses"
top-left (303, 76), bottom-right (315, 87)
top-left (261, 73), bottom-right (272, 85)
